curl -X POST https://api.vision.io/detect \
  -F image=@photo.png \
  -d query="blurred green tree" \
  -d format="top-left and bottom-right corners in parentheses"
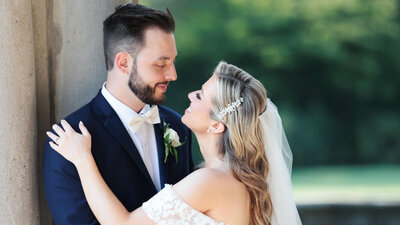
top-left (147, 0), bottom-right (400, 167)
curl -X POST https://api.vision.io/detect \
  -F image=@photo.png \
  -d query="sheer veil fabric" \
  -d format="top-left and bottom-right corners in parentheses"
top-left (260, 99), bottom-right (302, 225)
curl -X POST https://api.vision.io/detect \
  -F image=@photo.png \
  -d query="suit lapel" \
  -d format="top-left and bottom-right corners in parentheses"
top-left (154, 117), bottom-right (169, 188)
top-left (92, 91), bottom-right (155, 189)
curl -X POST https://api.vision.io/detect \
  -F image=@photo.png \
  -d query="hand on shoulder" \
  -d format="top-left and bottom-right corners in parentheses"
top-left (47, 120), bottom-right (93, 166)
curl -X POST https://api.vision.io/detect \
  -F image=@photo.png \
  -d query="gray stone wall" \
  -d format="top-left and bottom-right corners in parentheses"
top-left (0, 1), bottom-right (39, 224)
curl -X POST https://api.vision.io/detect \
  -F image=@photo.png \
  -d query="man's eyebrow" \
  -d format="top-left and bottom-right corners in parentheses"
top-left (157, 56), bottom-right (169, 60)
top-left (157, 55), bottom-right (178, 61)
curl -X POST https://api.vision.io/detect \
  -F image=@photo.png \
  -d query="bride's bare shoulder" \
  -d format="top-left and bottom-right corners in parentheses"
top-left (172, 168), bottom-right (234, 212)
top-left (174, 167), bottom-right (228, 193)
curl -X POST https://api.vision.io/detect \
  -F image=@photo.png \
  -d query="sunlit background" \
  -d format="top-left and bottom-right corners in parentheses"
top-left (147, 0), bottom-right (400, 224)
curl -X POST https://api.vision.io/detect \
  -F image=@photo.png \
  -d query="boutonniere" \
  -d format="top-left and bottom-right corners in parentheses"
top-left (163, 121), bottom-right (186, 164)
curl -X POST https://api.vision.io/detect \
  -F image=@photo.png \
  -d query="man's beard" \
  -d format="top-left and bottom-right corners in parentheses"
top-left (128, 66), bottom-right (167, 105)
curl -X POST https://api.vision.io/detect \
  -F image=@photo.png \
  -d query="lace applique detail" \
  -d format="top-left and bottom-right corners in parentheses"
top-left (142, 184), bottom-right (227, 225)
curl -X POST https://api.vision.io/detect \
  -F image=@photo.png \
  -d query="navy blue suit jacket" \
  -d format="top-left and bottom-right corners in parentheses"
top-left (43, 91), bottom-right (194, 225)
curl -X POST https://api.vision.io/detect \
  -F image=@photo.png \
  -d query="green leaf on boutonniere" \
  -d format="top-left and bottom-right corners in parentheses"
top-left (173, 147), bottom-right (178, 164)
top-left (164, 132), bottom-right (170, 162)
top-left (162, 121), bottom-right (185, 164)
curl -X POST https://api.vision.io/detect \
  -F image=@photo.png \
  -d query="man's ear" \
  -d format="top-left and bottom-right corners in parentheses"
top-left (114, 52), bottom-right (131, 74)
top-left (209, 121), bottom-right (225, 134)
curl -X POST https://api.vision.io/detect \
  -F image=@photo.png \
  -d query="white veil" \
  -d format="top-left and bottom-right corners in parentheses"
top-left (259, 99), bottom-right (302, 225)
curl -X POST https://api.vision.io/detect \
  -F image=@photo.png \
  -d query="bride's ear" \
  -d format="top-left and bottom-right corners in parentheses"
top-left (209, 121), bottom-right (225, 134)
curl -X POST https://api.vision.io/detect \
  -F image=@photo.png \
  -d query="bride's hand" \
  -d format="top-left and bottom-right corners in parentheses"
top-left (47, 120), bottom-right (92, 166)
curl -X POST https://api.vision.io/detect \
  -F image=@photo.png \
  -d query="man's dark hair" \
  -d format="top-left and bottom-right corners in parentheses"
top-left (103, 4), bottom-right (175, 71)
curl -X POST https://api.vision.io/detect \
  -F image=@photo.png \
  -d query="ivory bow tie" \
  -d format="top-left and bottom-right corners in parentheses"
top-left (129, 105), bottom-right (160, 133)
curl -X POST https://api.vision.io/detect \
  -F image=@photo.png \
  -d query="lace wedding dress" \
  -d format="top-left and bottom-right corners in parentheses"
top-left (142, 184), bottom-right (227, 225)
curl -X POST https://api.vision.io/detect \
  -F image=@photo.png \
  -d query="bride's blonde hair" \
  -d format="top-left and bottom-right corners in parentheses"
top-left (211, 61), bottom-right (272, 225)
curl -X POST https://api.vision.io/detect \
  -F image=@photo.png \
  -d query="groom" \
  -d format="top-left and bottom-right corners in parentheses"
top-left (43, 4), bottom-right (193, 225)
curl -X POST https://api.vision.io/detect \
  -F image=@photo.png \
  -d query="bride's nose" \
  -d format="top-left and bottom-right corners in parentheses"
top-left (188, 91), bottom-right (195, 101)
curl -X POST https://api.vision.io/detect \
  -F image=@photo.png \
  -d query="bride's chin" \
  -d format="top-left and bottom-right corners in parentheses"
top-left (182, 115), bottom-right (197, 133)
top-left (181, 115), bottom-right (189, 126)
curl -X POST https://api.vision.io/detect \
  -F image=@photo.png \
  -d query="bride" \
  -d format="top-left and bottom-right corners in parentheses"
top-left (47, 61), bottom-right (302, 225)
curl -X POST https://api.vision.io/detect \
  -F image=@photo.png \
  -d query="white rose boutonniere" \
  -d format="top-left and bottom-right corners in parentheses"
top-left (163, 122), bottom-right (186, 163)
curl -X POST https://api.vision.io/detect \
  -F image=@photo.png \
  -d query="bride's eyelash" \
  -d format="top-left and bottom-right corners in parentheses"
top-left (196, 92), bottom-right (201, 100)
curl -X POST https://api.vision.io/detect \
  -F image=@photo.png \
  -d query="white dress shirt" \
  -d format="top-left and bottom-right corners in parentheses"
top-left (101, 83), bottom-right (161, 191)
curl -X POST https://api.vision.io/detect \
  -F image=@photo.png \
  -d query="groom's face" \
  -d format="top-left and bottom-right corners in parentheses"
top-left (128, 28), bottom-right (177, 105)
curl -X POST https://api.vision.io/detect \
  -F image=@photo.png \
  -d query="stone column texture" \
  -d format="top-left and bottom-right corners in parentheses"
top-left (0, 0), bottom-right (40, 224)
top-left (50, 0), bottom-right (133, 121)
top-left (31, 0), bottom-right (52, 223)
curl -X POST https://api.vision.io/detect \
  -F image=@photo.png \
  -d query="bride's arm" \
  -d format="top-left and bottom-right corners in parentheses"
top-left (47, 120), bottom-right (154, 225)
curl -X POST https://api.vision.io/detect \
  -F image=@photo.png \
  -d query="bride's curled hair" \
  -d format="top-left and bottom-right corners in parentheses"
top-left (211, 61), bottom-right (272, 225)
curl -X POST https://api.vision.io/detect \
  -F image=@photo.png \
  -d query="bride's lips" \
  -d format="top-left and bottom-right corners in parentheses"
top-left (185, 106), bottom-right (191, 114)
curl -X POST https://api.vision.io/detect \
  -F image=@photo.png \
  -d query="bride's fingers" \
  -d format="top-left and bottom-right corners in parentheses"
top-left (79, 121), bottom-right (90, 137)
top-left (52, 124), bottom-right (66, 138)
top-left (60, 119), bottom-right (74, 134)
top-left (46, 131), bottom-right (59, 143)
top-left (49, 141), bottom-right (60, 152)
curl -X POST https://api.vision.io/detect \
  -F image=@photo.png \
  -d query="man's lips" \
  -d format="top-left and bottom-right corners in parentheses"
top-left (156, 83), bottom-right (169, 91)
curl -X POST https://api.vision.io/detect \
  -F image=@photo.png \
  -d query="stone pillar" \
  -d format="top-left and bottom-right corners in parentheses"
top-left (49, 0), bottom-right (133, 121)
top-left (31, 0), bottom-right (52, 223)
top-left (0, 1), bottom-right (39, 225)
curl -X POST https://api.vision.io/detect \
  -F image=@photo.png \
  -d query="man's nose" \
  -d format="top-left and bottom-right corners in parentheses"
top-left (165, 64), bottom-right (177, 81)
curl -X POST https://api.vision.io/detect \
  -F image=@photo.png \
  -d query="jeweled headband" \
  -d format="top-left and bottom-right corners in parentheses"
top-left (217, 97), bottom-right (244, 120)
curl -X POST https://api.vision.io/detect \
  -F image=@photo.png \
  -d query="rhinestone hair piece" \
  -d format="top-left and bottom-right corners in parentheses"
top-left (217, 97), bottom-right (244, 120)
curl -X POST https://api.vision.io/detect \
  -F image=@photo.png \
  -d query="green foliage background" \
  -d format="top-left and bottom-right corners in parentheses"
top-left (146, 0), bottom-right (400, 167)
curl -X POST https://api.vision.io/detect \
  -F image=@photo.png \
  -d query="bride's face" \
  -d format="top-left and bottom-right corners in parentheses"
top-left (182, 75), bottom-right (216, 134)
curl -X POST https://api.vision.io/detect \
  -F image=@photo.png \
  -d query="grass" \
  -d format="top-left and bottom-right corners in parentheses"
top-left (291, 165), bottom-right (400, 204)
